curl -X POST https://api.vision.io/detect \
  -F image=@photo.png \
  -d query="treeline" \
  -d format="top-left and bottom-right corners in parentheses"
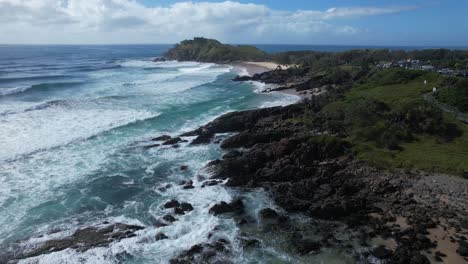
top-left (166, 38), bottom-right (468, 70)
top-left (272, 49), bottom-right (468, 70)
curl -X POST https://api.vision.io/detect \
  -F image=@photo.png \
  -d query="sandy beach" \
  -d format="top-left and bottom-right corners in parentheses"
top-left (232, 61), bottom-right (291, 76)
top-left (231, 61), bottom-right (311, 100)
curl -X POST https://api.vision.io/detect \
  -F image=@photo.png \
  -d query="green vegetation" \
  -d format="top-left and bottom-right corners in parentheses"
top-left (164, 37), bottom-right (268, 63)
top-left (436, 78), bottom-right (468, 113)
top-left (166, 38), bottom-right (468, 174)
top-left (302, 68), bottom-right (468, 175)
top-left (272, 49), bottom-right (468, 70)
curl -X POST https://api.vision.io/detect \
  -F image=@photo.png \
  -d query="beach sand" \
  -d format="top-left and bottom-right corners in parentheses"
top-left (231, 61), bottom-right (311, 100)
top-left (232, 61), bottom-right (291, 76)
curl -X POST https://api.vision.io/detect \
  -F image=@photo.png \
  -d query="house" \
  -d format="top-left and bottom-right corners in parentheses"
top-left (421, 65), bottom-right (435, 71)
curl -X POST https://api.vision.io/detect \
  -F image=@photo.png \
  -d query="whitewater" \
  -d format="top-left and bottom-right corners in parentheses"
top-left (0, 45), bottom-right (306, 263)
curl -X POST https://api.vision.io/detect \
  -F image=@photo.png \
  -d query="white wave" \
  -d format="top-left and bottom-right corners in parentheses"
top-left (122, 65), bottom-right (231, 95)
top-left (247, 81), bottom-right (280, 93)
top-left (236, 67), bottom-right (250, 77)
top-left (259, 92), bottom-right (301, 108)
top-left (120, 60), bottom-right (200, 69)
top-left (0, 85), bottom-right (31, 96)
top-left (0, 106), bottom-right (159, 161)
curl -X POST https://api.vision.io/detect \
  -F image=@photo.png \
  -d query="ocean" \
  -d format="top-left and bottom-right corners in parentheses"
top-left (0, 45), bottom-right (320, 263)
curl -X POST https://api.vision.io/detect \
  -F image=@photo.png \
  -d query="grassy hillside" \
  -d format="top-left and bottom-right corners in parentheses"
top-left (303, 68), bottom-right (468, 175)
top-left (164, 37), bottom-right (268, 63)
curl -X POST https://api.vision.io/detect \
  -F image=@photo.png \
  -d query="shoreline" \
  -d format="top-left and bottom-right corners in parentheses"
top-left (231, 61), bottom-right (310, 100)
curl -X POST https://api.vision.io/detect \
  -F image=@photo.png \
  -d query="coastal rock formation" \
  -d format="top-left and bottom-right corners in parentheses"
top-left (3, 223), bottom-right (144, 262)
top-left (186, 101), bottom-right (468, 263)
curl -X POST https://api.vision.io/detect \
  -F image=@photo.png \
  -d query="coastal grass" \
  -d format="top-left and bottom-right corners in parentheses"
top-left (310, 70), bottom-right (468, 175)
top-left (346, 77), bottom-right (468, 175)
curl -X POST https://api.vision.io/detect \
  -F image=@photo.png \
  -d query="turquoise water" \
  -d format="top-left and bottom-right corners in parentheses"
top-left (0, 45), bottom-right (302, 263)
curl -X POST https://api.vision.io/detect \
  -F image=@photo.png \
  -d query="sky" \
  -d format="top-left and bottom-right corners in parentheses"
top-left (0, 0), bottom-right (467, 46)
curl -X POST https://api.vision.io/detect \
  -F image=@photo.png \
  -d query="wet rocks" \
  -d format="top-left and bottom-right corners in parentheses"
top-left (190, 130), bottom-right (214, 145)
top-left (291, 233), bottom-right (321, 255)
top-left (372, 245), bottom-right (393, 259)
top-left (180, 202), bottom-right (194, 212)
top-left (155, 232), bottom-right (169, 241)
top-left (163, 199), bottom-right (180, 209)
top-left (201, 180), bottom-right (219, 188)
top-left (152, 135), bottom-right (172, 141)
top-left (180, 165), bottom-right (188, 171)
top-left (153, 57), bottom-right (167, 62)
top-left (163, 214), bottom-right (177, 223)
top-left (222, 150), bottom-right (242, 159)
top-left (410, 254), bottom-right (430, 264)
top-left (143, 143), bottom-right (160, 149)
top-left (182, 180), bottom-right (195, 189)
top-left (163, 137), bottom-right (183, 145)
top-left (174, 207), bottom-right (185, 215)
top-left (14, 223), bottom-right (144, 260)
top-left (258, 208), bottom-right (279, 219)
top-left (458, 239), bottom-right (468, 256)
top-left (163, 200), bottom-right (194, 216)
top-left (169, 239), bottom-right (232, 264)
top-left (209, 199), bottom-right (244, 215)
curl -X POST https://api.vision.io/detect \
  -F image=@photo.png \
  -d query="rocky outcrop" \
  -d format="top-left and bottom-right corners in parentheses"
top-left (186, 99), bottom-right (468, 263)
top-left (6, 223), bottom-right (144, 262)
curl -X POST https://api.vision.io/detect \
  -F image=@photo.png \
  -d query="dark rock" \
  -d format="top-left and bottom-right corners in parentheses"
top-left (144, 144), bottom-right (160, 149)
top-left (209, 199), bottom-right (244, 215)
top-left (410, 254), bottom-right (430, 264)
top-left (372, 245), bottom-right (392, 259)
top-left (183, 183), bottom-right (195, 189)
top-left (222, 150), bottom-right (242, 159)
top-left (259, 208), bottom-right (279, 219)
top-left (163, 214), bottom-right (177, 223)
top-left (191, 130), bottom-right (215, 145)
top-left (180, 203), bottom-right (194, 212)
top-left (202, 180), bottom-right (219, 187)
top-left (164, 200), bottom-right (180, 209)
top-left (163, 137), bottom-right (182, 145)
top-left (174, 207), bottom-right (185, 215)
top-left (155, 232), bottom-right (169, 241)
top-left (206, 159), bottom-right (221, 167)
top-left (152, 220), bottom-right (168, 228)
top-left (233, 75), bottom-right (252, 81)
top-left (152, 135), bottom-right (171, 141)
top-left (240, 238), bottom-right (261, 248)
top-left (295, 239), bottom-right (321, 255)
top-left (180, 165), bottom-right (188, 171)
top-left (17, 223), bottom-right (144, 259)
top-left (153, 57), bottom-right (167, 62)
top-left (459, 245), bottom-right (468, 257)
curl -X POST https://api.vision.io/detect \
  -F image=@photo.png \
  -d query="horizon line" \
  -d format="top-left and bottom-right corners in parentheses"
top-left (1, 43), bottom-right (468, 48)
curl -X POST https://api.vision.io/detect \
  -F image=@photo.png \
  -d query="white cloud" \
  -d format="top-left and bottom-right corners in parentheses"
top-left (0, 0), bottom-right (419, 44)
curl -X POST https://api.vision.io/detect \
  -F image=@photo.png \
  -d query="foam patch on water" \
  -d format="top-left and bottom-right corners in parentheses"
top-left (236, 67), bottom-right (250, 77)
top-left (259, 92), bottom-right (301, 107)
top-left (0, 104), bottom-right (159, 161)
top-left (120, 60), bottom-right (200, 69)
top-left (0, 85), bottom-right (32, 96)
top-left (120, 64), bottom-right (231, 95)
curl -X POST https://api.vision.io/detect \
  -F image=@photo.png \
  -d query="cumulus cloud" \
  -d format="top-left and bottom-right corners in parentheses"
top-left (0, 0), bottom-right (419, 44)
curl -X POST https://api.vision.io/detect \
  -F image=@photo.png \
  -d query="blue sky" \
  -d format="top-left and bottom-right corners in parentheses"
top-left (0, 0), bottom-right (467, 46)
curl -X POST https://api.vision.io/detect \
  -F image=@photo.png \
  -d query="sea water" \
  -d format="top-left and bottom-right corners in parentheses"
top-left (0, 45), bottom-right (313, 263)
